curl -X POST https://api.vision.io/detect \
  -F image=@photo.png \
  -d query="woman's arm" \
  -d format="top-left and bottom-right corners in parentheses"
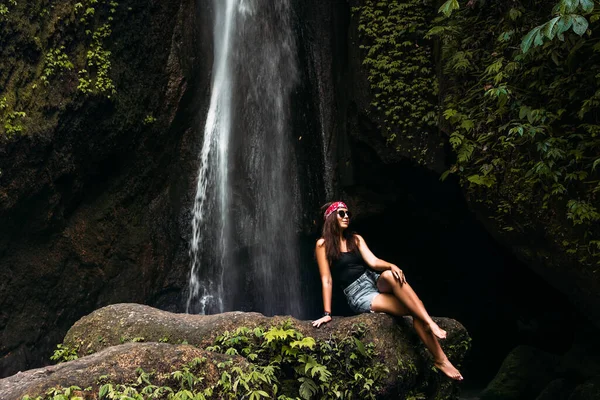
top-left (312, 238), bottom-right (333, 327)
top-left (355, 234), bottom-right (407, 284)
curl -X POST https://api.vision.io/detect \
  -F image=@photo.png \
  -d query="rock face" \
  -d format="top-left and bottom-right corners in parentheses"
top-left (0, 303), bottom-right (471, 400)
top-left (535, 379), bottom-right (576, 400)
top-left (569, 377), bottom-right (600, 400)
top-left (481, 340), bottom-right (600, 400)
top-left (0, 0), bottom-right (210, 377)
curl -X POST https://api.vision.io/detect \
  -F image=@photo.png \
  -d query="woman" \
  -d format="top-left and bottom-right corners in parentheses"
top-left (311, 201), bottom-right (463, 381)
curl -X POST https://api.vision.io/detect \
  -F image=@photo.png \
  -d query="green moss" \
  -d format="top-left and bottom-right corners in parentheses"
top-left (0, 0), bottom-right (120, 137)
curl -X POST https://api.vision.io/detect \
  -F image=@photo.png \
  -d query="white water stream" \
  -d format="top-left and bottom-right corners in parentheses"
top-left (187, 0), bottom-right (301, 317)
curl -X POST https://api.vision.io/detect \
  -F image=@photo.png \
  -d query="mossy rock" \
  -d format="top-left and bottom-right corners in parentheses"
top-left (568, 376), bottom-right (600, 400)
top-left (0, 342), bottom-right (247, 400)
top-left (480, 345), bottom-right (562, 400)
top-left (57, 303), bottom-right (469, 399)
top-left (534, 378), bottom-right (575, 400)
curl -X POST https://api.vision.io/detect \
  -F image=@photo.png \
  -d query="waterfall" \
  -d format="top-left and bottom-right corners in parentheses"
top-left (187, 0), bottom-right (302, 317)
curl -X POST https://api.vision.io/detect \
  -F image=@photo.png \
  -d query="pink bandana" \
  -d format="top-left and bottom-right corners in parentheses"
top-left (324, 201), bottom-right (348, 219)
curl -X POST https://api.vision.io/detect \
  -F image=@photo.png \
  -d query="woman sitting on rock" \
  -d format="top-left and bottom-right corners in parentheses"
top-left (311, 201), bottom-right (463, 381)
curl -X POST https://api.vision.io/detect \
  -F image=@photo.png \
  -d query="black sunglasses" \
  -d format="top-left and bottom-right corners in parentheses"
top-left (337, 210), bottom-right (352, 219)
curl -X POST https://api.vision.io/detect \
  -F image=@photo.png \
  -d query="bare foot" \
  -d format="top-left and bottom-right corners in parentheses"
top-left (434, 359), bottom-right (463, 381)
top-left (427, 321), bottom-right (447, 339)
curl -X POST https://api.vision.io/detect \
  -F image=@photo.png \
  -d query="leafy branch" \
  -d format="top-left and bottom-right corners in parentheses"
top-left (438, 0), bottom-right (596, 53)
top-left (431, 0), bottom-right (600, 265)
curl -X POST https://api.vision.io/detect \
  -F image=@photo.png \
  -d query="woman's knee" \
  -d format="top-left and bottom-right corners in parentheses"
top-left (380, 270), bottom-right (396, 284)
top-left (377, 270), bottom-right (402, 293)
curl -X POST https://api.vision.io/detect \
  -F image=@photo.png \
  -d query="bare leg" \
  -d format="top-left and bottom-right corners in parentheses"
top-left (377, 271), bottom-right (446, 339)
top-left (371, 293), bottom-right (463, 381)
top-left (413, 318), bottom-right (463, 380)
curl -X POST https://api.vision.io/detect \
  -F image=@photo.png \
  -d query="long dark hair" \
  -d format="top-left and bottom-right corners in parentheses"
top-left (320, 202), bottom-right (358, 264)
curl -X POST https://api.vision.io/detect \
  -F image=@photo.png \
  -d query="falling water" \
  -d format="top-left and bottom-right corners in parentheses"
top-left (187, 0), bottom-right (302, 317)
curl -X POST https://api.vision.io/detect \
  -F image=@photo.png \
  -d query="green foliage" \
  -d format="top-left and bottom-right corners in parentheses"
top-left (208, 321), bottom-right (388, 399)
top-left (118, 335), bottom-right (146, 344)
top-left (159, 335), bottom-right (170, 343)
top-left (566, 199), bottom-right (600, 225)
top-left (437, 0), bottom-right (595, 53)
top-left (520, 0), bottom-right (595, 53)
top-left (50, 343), bottom-right (80, 363)
top-left (352, 0), bottom-right (438, 164)
top-left (445, 337), bottom-right (472, 357)
top-left (438, 0), bottom-right (459, 18)
top-left (32, 322), bottom-right (389, 400)
top-left (0, 0), bottom-right (17, 20)
top-left (0, 96), bottom-right (27, 136)
top-left (40, 46), bottom-right (74, 85)
top-left (143, 114), bottom-right (157, 125)
top-left (77, 21), bottom-right (117, 97)
top-left (431, 0), bottom-right (600, 265)
top-left (70, 0), bottom-right (118, 97)
top-left (406, 392), bottom-right (427, 400)
top-left (22, 385), bottom-right (92, 400)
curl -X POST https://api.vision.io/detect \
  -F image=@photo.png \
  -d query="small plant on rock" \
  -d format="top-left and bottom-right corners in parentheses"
top-left (50, 343), bottom-right (79, 363)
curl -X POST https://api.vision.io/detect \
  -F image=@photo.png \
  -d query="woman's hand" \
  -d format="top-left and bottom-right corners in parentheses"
top-left (356, 235), bottom-right (406, 284)
top-left (390, 264), bottom-right (407, 285)
top-left (312, 315), bottom-right (332, 328)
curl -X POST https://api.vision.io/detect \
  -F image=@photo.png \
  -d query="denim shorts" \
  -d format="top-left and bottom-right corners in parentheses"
top-left (343, 269), bottom-right (381, 313)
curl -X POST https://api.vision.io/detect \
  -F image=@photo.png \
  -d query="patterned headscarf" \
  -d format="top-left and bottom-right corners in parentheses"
top-left (324, 201), bottom-right (348, 219)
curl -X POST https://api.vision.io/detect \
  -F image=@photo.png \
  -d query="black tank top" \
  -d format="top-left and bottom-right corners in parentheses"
top-left (331, 251), bottom-right (367, 289)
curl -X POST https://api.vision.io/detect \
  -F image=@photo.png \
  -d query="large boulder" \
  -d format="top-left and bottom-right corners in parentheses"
top-left (569, 377), bottom-right (600, 400)
top-left (535, 379), bottom-right (576, 400)
top-left (480, 345), bottom-right (562, 400)
top-left (0, 343), bottom-right (245, 400)
top-left (561, 328), bottom-right (600, 381)
top-left (1, 303), bottom-right (470, 400)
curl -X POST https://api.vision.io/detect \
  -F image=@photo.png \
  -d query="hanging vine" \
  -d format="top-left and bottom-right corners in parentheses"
top-left (352, 0), bottom-right (438, 165)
